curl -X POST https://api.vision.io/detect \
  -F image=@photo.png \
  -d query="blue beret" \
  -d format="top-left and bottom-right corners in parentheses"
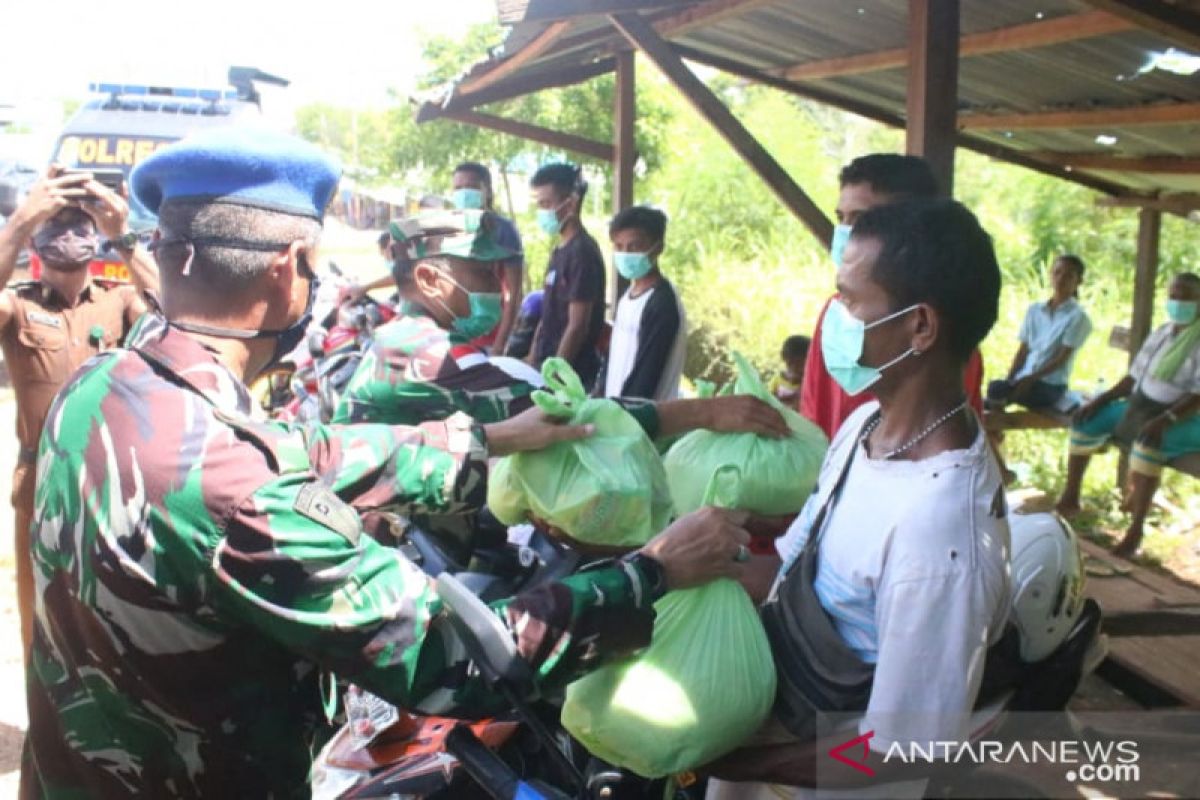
top-left (131, 127), bottom-right (341, 219)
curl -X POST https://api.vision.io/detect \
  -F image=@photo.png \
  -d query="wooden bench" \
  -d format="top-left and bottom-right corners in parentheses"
top-left (983, 325), bottom-right (1199, 480)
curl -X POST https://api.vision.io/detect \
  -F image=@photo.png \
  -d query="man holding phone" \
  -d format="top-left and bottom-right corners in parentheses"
top-left (0, 166), bottom-right (157, 662)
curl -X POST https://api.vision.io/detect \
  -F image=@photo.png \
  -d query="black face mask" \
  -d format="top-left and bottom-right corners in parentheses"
top-left (166, 249), bottom-right (317, 375)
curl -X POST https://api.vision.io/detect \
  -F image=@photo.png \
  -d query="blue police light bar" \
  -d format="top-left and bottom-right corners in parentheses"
top-left (88, 83), bottom-right (241, 101)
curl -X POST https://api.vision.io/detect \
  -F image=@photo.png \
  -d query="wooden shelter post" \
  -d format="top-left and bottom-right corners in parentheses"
top-left (613, 49), bottom-right (636, 214)
top-left (609, 12), bottom-right (834, 246)
top-left (905, 0), bottom-right (960, 196)
top-left (1131, 207), bottom-right (1162, 364)
top-left (611, 48), bottom-right (638, 306)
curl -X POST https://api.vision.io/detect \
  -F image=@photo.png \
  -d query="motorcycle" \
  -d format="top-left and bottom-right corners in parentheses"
top-left (258, 263), bottom-right (396, 422)
top-left (315, 510), bottom-right (1107, 800)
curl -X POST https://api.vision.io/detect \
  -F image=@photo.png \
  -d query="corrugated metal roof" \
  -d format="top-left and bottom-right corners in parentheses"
top-left (421, 0), bottom-right (1200, 198)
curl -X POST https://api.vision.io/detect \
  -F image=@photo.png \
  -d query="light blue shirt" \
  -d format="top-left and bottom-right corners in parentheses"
top-left (1015, 297), bottom-right (1092, 386)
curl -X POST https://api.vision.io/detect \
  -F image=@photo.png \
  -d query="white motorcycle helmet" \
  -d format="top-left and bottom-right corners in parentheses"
top-left (1008, 511), bottom-right (1086, 663)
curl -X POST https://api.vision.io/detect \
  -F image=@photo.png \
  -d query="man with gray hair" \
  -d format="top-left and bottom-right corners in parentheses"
top-left (23, 127), bottom-right (752, 797)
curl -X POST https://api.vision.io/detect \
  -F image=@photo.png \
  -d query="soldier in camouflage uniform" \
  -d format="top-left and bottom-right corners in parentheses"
top-left (23, 127), bottom-right (752, 798)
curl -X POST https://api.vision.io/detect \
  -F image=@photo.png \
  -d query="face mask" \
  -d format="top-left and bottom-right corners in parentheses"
top-left (830, 224), bottom-right (853, 269)
top-left (537, 207), bottom-right (562, 236)
top-left (452, 188), bottom-right (484, 211)
top-left (434, 271), bottom-right (503, 339)
top-left (1166, 299), bottom-right (1199, 325)
top-left (614, 250), bottom-right (654, 281)
top-left (820, 298), bottom-right (919, 395)
top-left (269, 276), bottom-right (317, 368)
top-left (34, 230), bottom-right (97, 270)
top-left (167, 262), bottom-right (316, 375)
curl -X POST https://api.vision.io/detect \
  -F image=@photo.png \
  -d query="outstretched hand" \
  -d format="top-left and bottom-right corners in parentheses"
top-left (640, 507), bottom-right (751, 590)
top-left (483, 405), bottom-right (593, 457)
top-left (704, 395), bottom-right (790, 438)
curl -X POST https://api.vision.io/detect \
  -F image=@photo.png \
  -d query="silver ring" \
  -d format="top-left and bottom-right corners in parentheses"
top-left (734, 544), bottom-right (750, 563)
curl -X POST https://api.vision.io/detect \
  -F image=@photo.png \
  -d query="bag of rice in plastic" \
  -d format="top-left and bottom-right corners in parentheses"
top-left (486, 358), bottom-right (673, 547)
top-left (664, 353), bottom-right (827, 516)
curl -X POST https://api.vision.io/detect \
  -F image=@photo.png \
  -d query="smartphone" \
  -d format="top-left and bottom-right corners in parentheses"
top-left (62, 167), bottom-right (125, 193)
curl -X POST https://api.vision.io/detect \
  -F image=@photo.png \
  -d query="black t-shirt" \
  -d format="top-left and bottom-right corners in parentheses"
top-left (535, 230), bottom-right (606, 386)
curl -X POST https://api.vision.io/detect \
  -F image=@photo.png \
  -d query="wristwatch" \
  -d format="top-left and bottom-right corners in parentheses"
top-left (113, 231), bottom-right (139, 251)
top-left (621, 551), bottom-right (668, 603)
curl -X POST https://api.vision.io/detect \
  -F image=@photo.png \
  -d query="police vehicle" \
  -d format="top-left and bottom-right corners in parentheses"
top-left (31, 67), bottom-right (287, 282)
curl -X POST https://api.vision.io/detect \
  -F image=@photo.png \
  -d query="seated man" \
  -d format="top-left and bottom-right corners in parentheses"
top-left (712, 199), bottom-right (1010, 799)
top-left (1057, 272), bottom-right (1200, 557)
top-left (987, 254), bottom-right (1091, 411)
top-left (601, 205), bottom-right (687, 401)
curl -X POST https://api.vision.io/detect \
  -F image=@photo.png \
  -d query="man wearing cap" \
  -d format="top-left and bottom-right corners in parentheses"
top-left (23, 127), bottom-right (752, 798)
top-left (0, 167), bottom-right (157, 662)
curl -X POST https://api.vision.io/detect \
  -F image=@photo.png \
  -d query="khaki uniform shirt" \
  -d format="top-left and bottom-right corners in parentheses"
top-left (0, 279), bottom-right (139, 455)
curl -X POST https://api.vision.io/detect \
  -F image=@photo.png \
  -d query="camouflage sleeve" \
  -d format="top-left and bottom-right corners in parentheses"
top-left (209, 483), bottom-right (655, 715)
top-left (335, 360), bottom-right (538, 426)
top-left (302, 412), bottom-right (489, 517)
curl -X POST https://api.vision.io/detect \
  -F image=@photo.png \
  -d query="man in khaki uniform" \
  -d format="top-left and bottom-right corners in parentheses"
top-left (0, 167), bottom-right (156, 658)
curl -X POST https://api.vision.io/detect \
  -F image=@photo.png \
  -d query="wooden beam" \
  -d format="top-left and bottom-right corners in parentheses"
top-left (671, 43), bottom-right (1131, 196)
top-left (458, 20), bottom-right (573, 95)
top-left (906, 0), bottom-right (960, 197)
top-left (656, 0), bottom-right (780, 36)
top-left (1130, 208), bottom-right (1162, 367)
top-left (538, 0), bottom-right (779, 64)
top-left (1081, 0), bottom-right (1200, 54)
top-left (499, 0), bottom-right (693, 25)
top-left (781, 10), bottom-right (1130, 82)
top-left (439, 109), bottom-right (615, 161)
top-left (609, 12), bottom-right (834, 245)
top-left (418, 57), bottom-right (617, 121)
top-left (960, 101), bottom-right (1200, 130)
top-left (1033, 153), bottom-right (1200, 174)
top-left (1098, 193), bottom-right (1200, 213)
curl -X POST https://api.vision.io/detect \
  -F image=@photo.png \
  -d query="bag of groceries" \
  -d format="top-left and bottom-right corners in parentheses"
top-left (487, 358), bottom-right (673, 547)
top-left (562, 467), bottom-right (777, 777)
top-left (664, 353), bottom-right (828, 516)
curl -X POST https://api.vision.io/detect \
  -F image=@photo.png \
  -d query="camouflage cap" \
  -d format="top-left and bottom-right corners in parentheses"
top-left (388, 209), bottom-right (513, 265)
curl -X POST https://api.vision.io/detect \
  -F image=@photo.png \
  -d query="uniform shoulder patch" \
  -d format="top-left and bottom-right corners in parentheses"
top-left (294, 484), bottom-right (361, 545)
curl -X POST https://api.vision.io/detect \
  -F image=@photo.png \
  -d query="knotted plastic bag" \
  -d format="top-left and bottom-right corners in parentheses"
top-left (487, 358), bottom-right (673, 547)
top-left (561, 467), bottom-right (778, 777)
top-left (664, 352), bottom-right (828, 516)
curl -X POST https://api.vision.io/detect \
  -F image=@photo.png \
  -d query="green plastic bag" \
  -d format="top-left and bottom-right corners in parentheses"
top-left (664, 352), bottom-right (828, 516)
top-left (562, 467), bottom-right (778, 777)
top-left (487, 358), bottom-right (673, 547)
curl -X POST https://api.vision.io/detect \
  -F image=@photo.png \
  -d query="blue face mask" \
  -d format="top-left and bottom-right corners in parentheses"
top-left (614, 250), bottom-right (655, 281)
top-left (452, 188), bottom-right (484, 211)
top-left (537, 207), bottom-right (562, 236)
top-left (830, 224), bottom-right (853, 269)
top-left (1166, 299), bottom-right (1198, 325)
top-left (821, 298), bottom-right (919, 395)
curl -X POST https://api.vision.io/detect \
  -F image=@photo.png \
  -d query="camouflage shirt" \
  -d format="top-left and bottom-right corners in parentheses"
top-left (333, 308), bottom-right (659, 434)
top-left (25, 314), bottom-right (657, 799)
